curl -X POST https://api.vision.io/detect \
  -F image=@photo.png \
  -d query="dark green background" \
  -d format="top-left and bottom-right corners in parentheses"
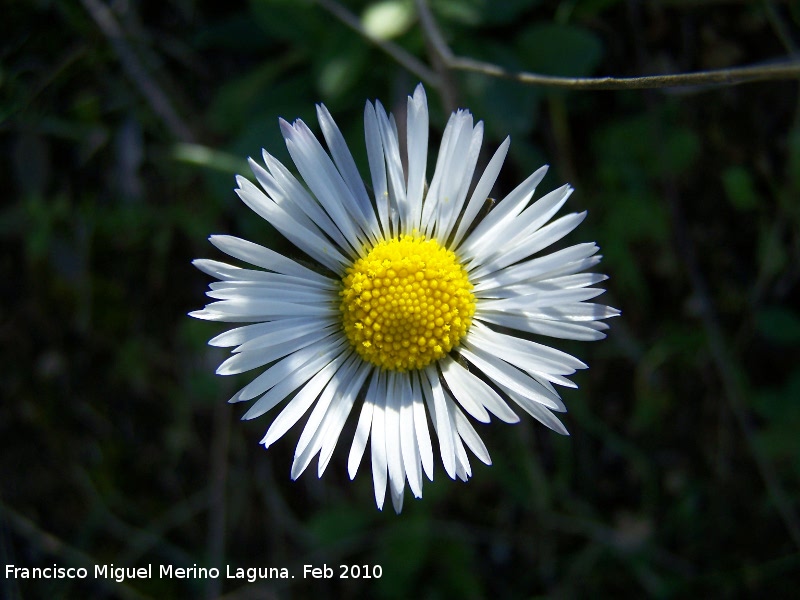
top-left (3, 0), bottom-right (800, 597)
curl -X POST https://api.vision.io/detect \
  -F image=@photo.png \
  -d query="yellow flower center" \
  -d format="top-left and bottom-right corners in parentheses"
top-left (340, 234), bottom-right (476, 371)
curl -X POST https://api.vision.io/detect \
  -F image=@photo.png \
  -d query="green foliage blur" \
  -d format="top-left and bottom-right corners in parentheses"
top-left (3, 0), bottom-right (800, 597)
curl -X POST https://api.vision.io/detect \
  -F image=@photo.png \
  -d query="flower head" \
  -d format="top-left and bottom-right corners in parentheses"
top-left (190, 85), bottom-right (619, 512)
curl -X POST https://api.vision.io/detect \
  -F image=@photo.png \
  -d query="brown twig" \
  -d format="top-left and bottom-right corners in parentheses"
top-left (74, 470), bottom-right (202, 567)
top-left (80, 0), bottom-right (196, 142)
top-left (0, 502), bottom-right (152, 600)
top-left (415, 0), bottom-right (800, 90)
top-left (315, 0), bottom-right (441, 89)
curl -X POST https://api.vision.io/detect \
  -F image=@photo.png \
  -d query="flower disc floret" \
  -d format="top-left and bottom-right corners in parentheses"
top-left (340, 234), bottom-right (475, 371)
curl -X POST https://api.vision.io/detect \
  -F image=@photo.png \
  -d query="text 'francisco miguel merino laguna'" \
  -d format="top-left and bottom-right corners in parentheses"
top-left (6, 564), bottom-right (291, 583)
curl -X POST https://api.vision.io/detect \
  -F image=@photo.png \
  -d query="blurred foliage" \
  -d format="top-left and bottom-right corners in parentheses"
top-left (2, 0), bottom-right (800, 598)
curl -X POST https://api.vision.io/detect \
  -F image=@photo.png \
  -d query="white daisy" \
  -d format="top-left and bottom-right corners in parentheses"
top-left (191, 84), bottom-right (619, 513)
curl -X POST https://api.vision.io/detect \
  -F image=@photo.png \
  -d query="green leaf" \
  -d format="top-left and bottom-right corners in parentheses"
top-left (307, 505), bottom-right (371, 545)
top-left (206, 60), bottom-right (299, 133)
top-left (721, 166), bottom-right (759, 211)
top-left (249, 0), bottom-right (320, 44)
top-left (755, 307), bottom-right (800, 345)
top-left (315, 29), bottom-right (369, 101)
top-left (573, 0), bottom-right (625, 18)
top-left (362, 0), bottom-right (415, 40)
top-left (375, 517), bottom-right (431, 598)
top-left (193, 12), bottom-right (273, 51)
top-left (753, 372), bottom-right (800, 475)
top-left (461, 42), bottom-right (542, 138)
top-left (663, 127), bottom-right (700, 175)
top-left (787, 127), bottom-right (800, 194)
top-left (478, 0), bottom-right (539, 25)
top-left (430, 0), bottom-right (483, 26)
top-left (516, 23), bottom-right (604, 77)
top-left (432, 0), bottom-right (540, 25)
top-left (594, 111), bottom-right (699, 179)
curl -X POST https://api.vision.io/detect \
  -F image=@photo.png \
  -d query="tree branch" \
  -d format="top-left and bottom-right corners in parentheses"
top-left (315, 0), bottom-right (441, 89)
top-left (415, 0), bottom-right (800, 90)
top-left (0, 502), bottom-right (152, 600)
top-left (81, 0), bottom-right (196, 142)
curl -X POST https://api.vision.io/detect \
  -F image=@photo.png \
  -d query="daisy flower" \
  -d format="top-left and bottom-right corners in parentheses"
top-left (190, 84), bottom-right (619, 513)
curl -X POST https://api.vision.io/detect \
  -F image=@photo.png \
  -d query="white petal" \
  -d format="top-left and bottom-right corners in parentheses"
top-left (195, 298), bottom-right (334, 321)
top-left (193, 259), bottom-right (292, 283)
top-left (317, 360), bottom-right (372, 476)
top-left (423, 365), bottom-right (456, 479)
top-left (460, 343), bottom-right (565, 412)
top-left (438, 357), bottom-right (490, 423)
top-left (439, 120), bottom-right (483, 243)
top-left (450, 136), bottom-right (510, 248)
top-left (240, 341), bottom-right (348, 420)
top-left (411, 371), bottom-right (434, 481)
top-left (399, 374), bottom-right (422, 498)
top-left (315, 104), bottom-right (380, 242)
top-left (234, 336), bottom-right (347, 402)
top-left (538, 272), bottom-right (610, 290)
top-left (405, 84), bottom-right (428, 234)
top-left (384, 372), bottom-right (406, 499)
top-left (474, 311), bottom-right (612, 341)
top-left (232, 321), bottom-right (337, 354)
top-left (208, 235), bottom-right (332, 283)
top-left (425, 110), bottom-right (473, 238)
top-left (370, 371), bottom-right (389, 510)
top-left (288, 358), bottom-right (367, 480)
top-left (433, 116), bottom-right (481, 241)
top-left (474, 273), bottom-right (608, 297)
top-left (187, 311), bottom-right (266, 323)
top-left (469, 321), bottom-right (587, 373)
top-left (216, 329), bottom-right (336, 375)
top-left (290, 424), bottom-right (326, 480)
top-left (292, 354), bottom-right (359, 457)
top-left (454, 406), bottom-right (491, 465)
top-left (364, 101), bottom-right (391, 238)
top-left (259, 150), bottom-right (358, 253)
top-left (468, 185), bottom-right (573, 272)
top-left (246, 158), bottom-right (352, 254)
top-left (234, 183), bottom-right (349, 273)
top-left (526, 319), bottom-right (611, 341)
top-left (260, 351), bottom-right (350, 448)
top-left (471, 211), bottom-right (587, 279)
top-left (478, 288), bottom-right (606, 311)
top-left (479, 300), bottom-right (620, 323)
top-left (209, 274), bottom-right (335, 292)
top-left (208, 317), bottom-right (331, 348)
top-left (390, 481), bottom-right (405, 514)
top-left (206, 285), bottom-right (332, 304)
top-left (280, 119), bottom-right (367, 253)
top-left (445, 392), bottom-right (472, 481)
top-left (537, 302), bottom-right (621, 322)
top-left (472, 243), bottom-right (600, 290)
top-left (458, 165), bottom-right (548, 260)
top-left (348, 373), bottom-right (378, 479)
top-left (421, 112), bottom-right (460, 236)
top-left (440, 356), bottom-right (518, 423)
top-left (374, 101), bottom-right (407, 233)
top-left (499, 383), bottom-right (570, 436)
